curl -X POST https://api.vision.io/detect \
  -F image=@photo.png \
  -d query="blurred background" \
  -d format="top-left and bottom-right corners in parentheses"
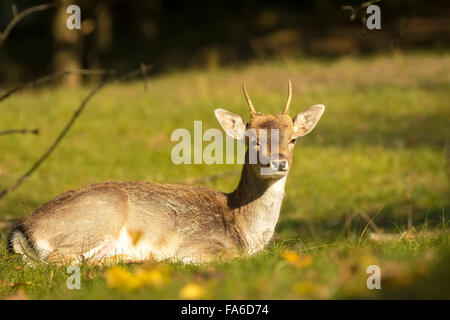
top-left (1, 0), bottom-right (449, 86)
top-left (0, 0), bottom-right (449, 299)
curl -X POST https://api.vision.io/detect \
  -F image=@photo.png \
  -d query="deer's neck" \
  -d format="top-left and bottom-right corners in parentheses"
top-left (228, 164), bottom-right (287, 253)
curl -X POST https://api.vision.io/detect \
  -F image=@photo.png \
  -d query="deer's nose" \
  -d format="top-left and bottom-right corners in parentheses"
top-left (270, 159), bottom-right (289, 171)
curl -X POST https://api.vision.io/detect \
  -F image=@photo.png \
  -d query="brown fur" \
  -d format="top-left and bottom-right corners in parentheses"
top-left (8, 86), bottom-right (325, 264)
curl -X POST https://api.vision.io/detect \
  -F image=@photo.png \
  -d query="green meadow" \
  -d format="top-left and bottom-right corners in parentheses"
top-left (0, 52), bottom-right (449, 299)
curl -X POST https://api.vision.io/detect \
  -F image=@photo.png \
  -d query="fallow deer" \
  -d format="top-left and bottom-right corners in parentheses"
top-left (8, 81), bottom-right (325, 264)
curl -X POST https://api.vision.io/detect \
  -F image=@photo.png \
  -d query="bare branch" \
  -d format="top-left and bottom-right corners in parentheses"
top-left (140, 63), bottom-right (149, 91)
top-left (0, 128), bottom-right (39, 137)
top-left (358, 211), bottom-right (381, 233)
top-left (20, 198), bottom-right (32, 215)
top-left (0, 69), bottom-right (115, 104)
top-left (0, 3), bottom-right (59, 49)
top-left (0, 65), bottom-right (152, 200)
top-left (11, 4), bottom-right (18, 18)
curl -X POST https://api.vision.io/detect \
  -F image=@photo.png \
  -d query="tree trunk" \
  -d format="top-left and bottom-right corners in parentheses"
top-left (52, 0), bottom-right (82, 88)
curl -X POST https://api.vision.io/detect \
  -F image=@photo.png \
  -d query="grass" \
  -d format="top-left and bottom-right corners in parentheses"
top-left (0, 52), bottom-right (449, 299)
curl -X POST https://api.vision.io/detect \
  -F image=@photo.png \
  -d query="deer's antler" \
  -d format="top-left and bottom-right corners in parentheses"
top-left (243, 84), bottom-right (256, 115)
top-left (284, 79), bottom-right (292, 114)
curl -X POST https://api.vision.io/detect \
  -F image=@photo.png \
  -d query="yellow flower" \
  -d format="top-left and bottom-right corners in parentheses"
top-left (104, 264), bottom-right (170, 291)
top-left (282, 250), bottom-right (313, 268)
top-left (104, 266), bottom-right (143, 291)
top-left (179, 282), bottom-right (205, 299)
top-left (135, 265), bottom-right (170, 288)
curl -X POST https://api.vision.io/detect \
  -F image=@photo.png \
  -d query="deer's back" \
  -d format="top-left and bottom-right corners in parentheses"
top-left (17, 181), bottom-right (240, 262)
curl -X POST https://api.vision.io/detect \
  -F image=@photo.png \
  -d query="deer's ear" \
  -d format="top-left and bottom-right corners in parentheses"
top-left (293, 104), bottom-right (325, 138)
top-left (215, 108), bottom-right (246, 140)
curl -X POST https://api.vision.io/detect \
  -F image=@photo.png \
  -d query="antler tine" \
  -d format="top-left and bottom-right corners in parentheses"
top-left (284, 79), bottom-right (292, 114)
top-left (243, 83), bottom-right (256, 115)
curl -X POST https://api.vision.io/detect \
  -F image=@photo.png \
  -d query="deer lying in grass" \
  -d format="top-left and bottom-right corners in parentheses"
top-left (8, 81), bottom-right (325, 264)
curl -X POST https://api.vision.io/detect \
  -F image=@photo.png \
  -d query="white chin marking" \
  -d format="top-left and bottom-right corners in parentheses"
top-left (260, 171), bottom-right (287, 179)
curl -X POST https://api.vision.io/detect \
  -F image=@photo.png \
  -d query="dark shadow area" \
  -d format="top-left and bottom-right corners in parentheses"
top-left (276, 204), bottom-right (449, 241)
top-left (379, 247), bottom-right (450, 299)
top-left (1, 0), bottom-right (449, 84)
top-left (301, 101), bottom-right (450, 150)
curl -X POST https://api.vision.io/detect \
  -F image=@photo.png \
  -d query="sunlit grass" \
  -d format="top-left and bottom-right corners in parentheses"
top-left (0, 52), bottom-right (449, 299)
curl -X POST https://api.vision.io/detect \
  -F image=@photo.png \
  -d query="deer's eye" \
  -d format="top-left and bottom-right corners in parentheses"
top-left (250, 140), bottom-right (260, 148)
top-left (289, 138), bottom-right (297, 144)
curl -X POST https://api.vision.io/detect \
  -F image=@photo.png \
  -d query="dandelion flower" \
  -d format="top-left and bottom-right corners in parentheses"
top-left (179, 282), bottom-right (205, 299)
top-left (282, 250), bottom-right (313, 268)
